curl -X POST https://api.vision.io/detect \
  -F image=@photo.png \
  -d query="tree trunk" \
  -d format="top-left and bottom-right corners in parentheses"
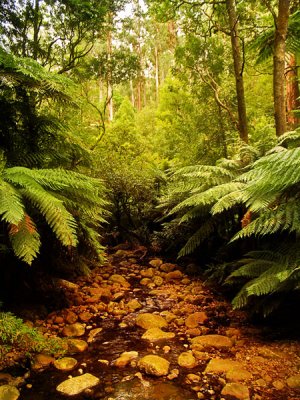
top-left (286, 53), bottom-right (299, 128)
top-left (226, 0), bottom-right (248, 143)
top-left (107, 27), bottom-right (113, 121)
top-left (155, 44), bottom-right (160, 103)
top-left (273, 0), bottom-right (290, 136)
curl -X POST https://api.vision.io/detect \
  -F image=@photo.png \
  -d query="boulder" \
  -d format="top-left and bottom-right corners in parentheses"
top-left (221, 383), bottom-right (250, 400)
top-left (136, 313), bottom-right (168, 329)
top-left (56, 373), bottom-right (100, 396)
top-left (149, 259), bottom-right (163, 268)
top-left (114, 351), bottom-right (139, 368)
top-left (31, 354), bottom-right (55, 370)
top-left (191, 335), bottom-right (233, 350)
top-left (0, 385), bottom-right (20, 400)
top-left (126, 299), bottom-right (142, 312)
top-left (160, 263), bottom-right (177, 272)
top-left (67, 339), bottom-right (88, 353)
top-left (185, 312), bottom-right (208, 328)
top-left (138, 355), bottom-right (170, 376)
top-left (142, 328), bottom-right (175, 342)
top-left (178, 352), bottom-right (197, 369)
top-left (226, 369), bottom-right (252, 382)
top-left (286, 374), bottom-right (300, 389)
top-left (205, 359), bottom-right (243, 374)
top-left (54, 357), bottom-right (78, 371)
top-left (108, 274), bottom-right (130, 288)
top-left (62, 323), bottom-right (85, 337)
top-left (165, 271), bottom-right (183, 281)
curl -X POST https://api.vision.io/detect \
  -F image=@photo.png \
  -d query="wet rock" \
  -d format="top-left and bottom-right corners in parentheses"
top-left (62, 323), bottom-right (85, 337)
top-left (109, 274), bottom-right (130, 288)
top-left (65, 311), bottom-right (78, 324)
top-left (149, 259), bottom-right (163, 268)
top-left (186, 328), bottom-right (202, 337)
top-left (31, 354), bottom-right (55, 370)
top-left (140, 278), bottom-right (152, 286)
top-left (205, 359), bottom-right (243, 374)
top-left (56, 373), bottom-right (100, 396)
top-left (221, 383), bottom-right (250, 400)
top-left (114, 351), bottom-right (139, 368)
top-left (192, 351), bottom-right (210, 361)
top-left (67, 339), bottom-right (88, 353)
top-left (87, 327), bottom-right (103, 343)
top-left (138, 355), bottom-right (170, 376)
top-left (185, 312), bottom-right (208, 328)
top-left (160, 311), bottom-right (177, 323)
top-left (257, 347), bottom-right (282, 359)
top-left (0, 374), bottom-right (13, 385)
top-left (142, 327), bottom-right (175, 342)
top-left (78, 311), bottom-right (93, 322)
top-left (167, 369), bottom-right (179, 380)
top-left (136, 313), bottom-right (168, 329)
top-left (54, 357), bottom-right (78, 371)
top-left (153, 276), bottom-right (164, 286)
top-left (114, 250), bottom-right (130, 258)
top-left (226, 369), bottom-right (252, 382)
top-left (56, 279), bottom-right (79, 291)
top-left (286, 374), bottom-right (300, 389)
top-left (165, 270), bottom-right (183, 281)
top-left (126, 299), bottom-right (142, 312)
top-left (191, 335), bottom-right (233, 350)
top-left (160, 263), bottom-right (176, 273)
top-left (185, 374), bottom-right (201, 384)
top-left (272, 380), bottom-right (285, 390)
top-left (0, 385), bottom-right (20, 400)
top-left (141, 268), bottom-right (155, 278)
top-left (178, 352), bottom-right (197, 369)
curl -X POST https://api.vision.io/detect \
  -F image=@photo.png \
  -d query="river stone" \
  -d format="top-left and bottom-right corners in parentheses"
top-left (149, 259), bottom-right (163, 268)
top-left (54, 357), bottom-right (78, 371)
top-left (226, 368), bottom-right (252, 382)
top-left (160, 263), bottom-right (176, 272)
top-left (109, 274), bottom-right (130, 287)
top-left (136, 313), bottom-right (168, 329)
top-left (153, 276), bottom-right (164, 286)
top-left (141, 268), bottom-right (155, 278)
top-left (114, 351), bottom-right (139, 367)
top-left (178, 352), bottom-right (197, 368)
top-left (31, 354), bottom-right (55, 370)
top-left (205, 359), bottom-right (243, 374)
top-left (191, 335), bottom-right (233, 350)
top-left (185, 312), bottom-right (208, 328)
top-left (221, 383), bottom-right (250, 400)
top-left (165, 270), bottom-right (183, 281)
top-left (67, 339), bottom-right (88, 353)
top-left (142, 327), bottom-right (175, 342)
top-left (0, 385), bottom-right (20, 400)
top-left (56, 373), bottom-right (100, 396)
top-left (62, 323), bottom-right (85, 337)
top-left (138, 355), bottom-right (170, 376)
top-left (286, 374), bottom-right (300, 389)
top-left (126, 299), bottom-right (142, 312)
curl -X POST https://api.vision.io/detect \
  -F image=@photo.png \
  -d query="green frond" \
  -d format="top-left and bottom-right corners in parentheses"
top-left (211, 187), bottom-right (246, 215)
top-left (8, 214), bottom-right (41, 265)
top-left (178, 219), bottom-right (216, 257)
top-left (0, 180), bottom-right (24, 225)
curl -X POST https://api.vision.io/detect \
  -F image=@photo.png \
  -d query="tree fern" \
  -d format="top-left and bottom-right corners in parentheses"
top-left (0, 165), bottom-right (107, 265)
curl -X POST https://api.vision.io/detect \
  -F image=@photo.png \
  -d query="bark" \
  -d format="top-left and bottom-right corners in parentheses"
top-left (286, 53), bottom-right (300, 128)
top-left (226, 0), bottom-right (248, 143)
top-left (273, 0), bottom-right (290, 136)
top-left (107, 27), bottom-right (113, 121)
top-left (155, 44), bottom-right (160, 103)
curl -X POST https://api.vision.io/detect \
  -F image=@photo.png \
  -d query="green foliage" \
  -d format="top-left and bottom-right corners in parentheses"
top-left (226, 247), bottom-right (300, 316)
top-left (0, 164), bottom-right (107, 265)
top-left (0, 312), bottom-right (65, 362)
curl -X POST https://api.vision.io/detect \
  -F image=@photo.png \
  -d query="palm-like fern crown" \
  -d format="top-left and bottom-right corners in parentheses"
top-left (0, 160), bottom-right (107, 265)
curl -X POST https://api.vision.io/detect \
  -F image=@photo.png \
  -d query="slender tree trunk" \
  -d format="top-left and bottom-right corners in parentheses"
top-left (33, 0), bottom-right (40, 60)
top-left (273, 0), bottom-right (290, 136)
top-left (286, 53), bottom-right (299, 128)
top-left (107, 27), bottom-right (113, 121)
top-left (226, 0), bottom-right (248, 143)
top-left (155, 44), bottom-right (160, 102)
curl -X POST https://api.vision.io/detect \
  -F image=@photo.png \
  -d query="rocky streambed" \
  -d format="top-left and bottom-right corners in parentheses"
top-left (1, 246), bottom-right (300, 400)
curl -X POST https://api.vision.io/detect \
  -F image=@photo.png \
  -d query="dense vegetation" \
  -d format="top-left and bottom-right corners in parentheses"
top-left (0, 0), bottom-right (300, 356)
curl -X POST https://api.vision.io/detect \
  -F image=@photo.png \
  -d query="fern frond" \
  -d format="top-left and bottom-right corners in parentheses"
top-left (0, 180), bottom-right (24, 224)
top-left (178, 219), bottom-right (216, 257)
top-left (9, 214), bottom-right (41, 265)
